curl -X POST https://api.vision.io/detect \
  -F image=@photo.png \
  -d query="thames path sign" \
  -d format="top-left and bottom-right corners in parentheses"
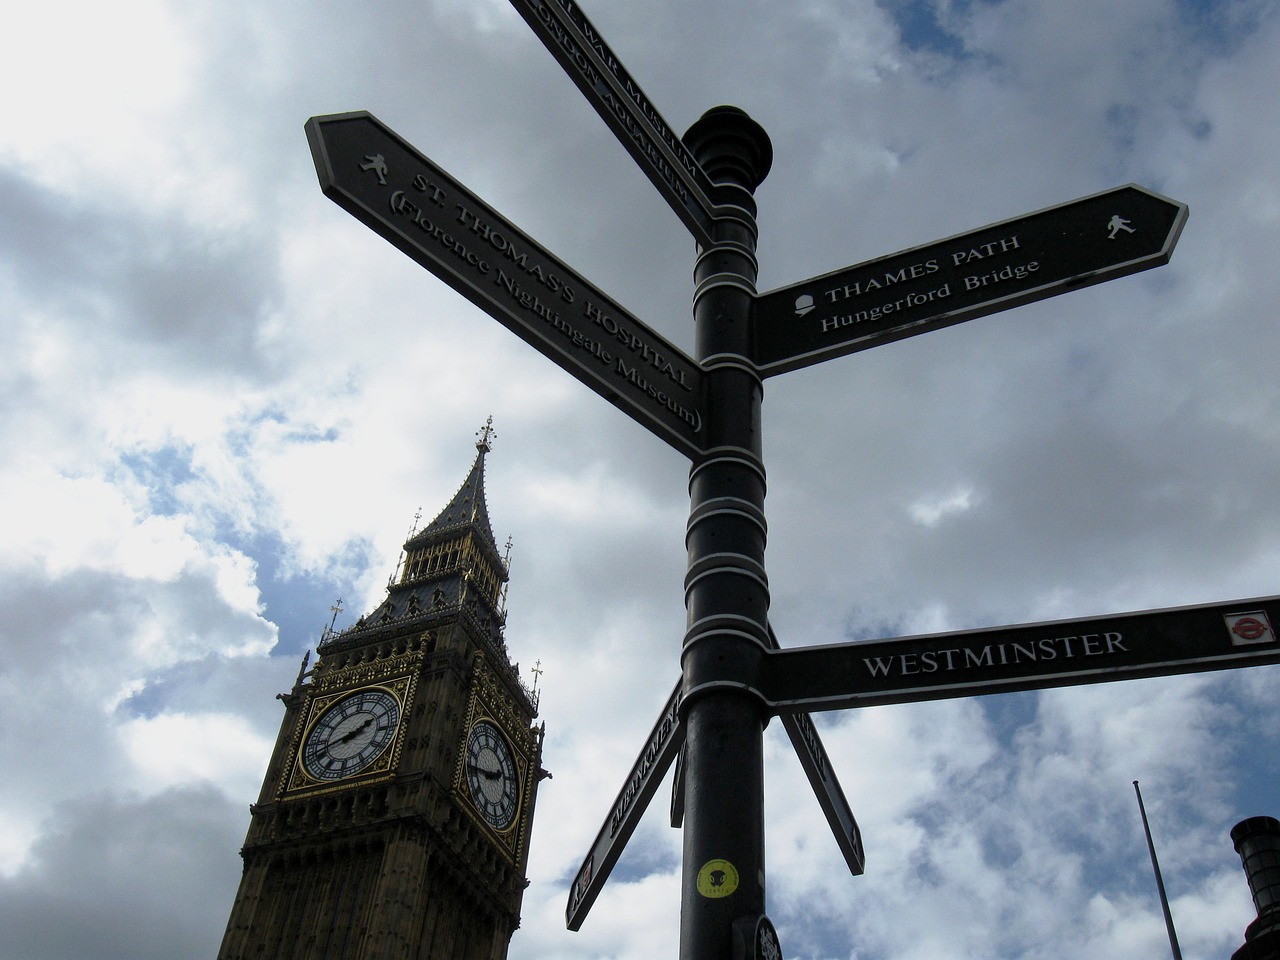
top-left (753, 184), bottom-right (1188, 377)
top-left (306, 112), bottom-right (707, 460)
top-left (306, 2), bottom-right (1219, 957)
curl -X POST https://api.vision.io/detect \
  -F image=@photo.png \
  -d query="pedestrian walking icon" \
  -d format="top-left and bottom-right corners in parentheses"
top-left (1107, 214), bottom-right (1136, 239)
top-left (360, 153), bottom-right (389, 185)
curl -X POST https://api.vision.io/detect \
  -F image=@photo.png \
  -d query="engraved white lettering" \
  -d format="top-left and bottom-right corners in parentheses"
top-left (950, 235), bottom-right (1021, 266)
top-left (549, 0), bottom-right (702, 182)
top-left (792, 713), bottom-right (828, 780)
top-left (823, 259), bottom-right (940, 305)
top-left (820, 283), bottom-right (954, 333)
top-left (616, 359), bottom-right (700, 430)
top-left (608, 691), bottom-right (681, 836)
top-left (389, 191), bottom-right (492, 275)
top-left (962, 260), bottom-right (1040, 291)
top-left (859, 631), bottom-right (1132, 680)
top-left (965, 646), bottom-right (995, 668)
top-left (533, 0), bottom-right (601, 88)
top-left (455, 206), bottom-right (576, 303)
top-left (584, 299), bottom-right (693, 392)
top-left (410, 173), bottom-right (447, 206)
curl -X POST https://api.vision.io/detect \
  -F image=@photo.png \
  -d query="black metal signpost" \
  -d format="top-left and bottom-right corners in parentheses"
top-left (567, 679), bottom-right (685, 930)
top-left (303, 3), bottom-right (1279, 958)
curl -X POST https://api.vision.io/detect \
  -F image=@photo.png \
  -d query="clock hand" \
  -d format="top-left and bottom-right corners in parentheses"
top-left (335, 716), bottom-right (375, 745)
top-left (467, 761), bottom-right (502, 780)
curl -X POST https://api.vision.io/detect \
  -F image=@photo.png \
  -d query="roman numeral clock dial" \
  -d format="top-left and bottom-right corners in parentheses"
top-left (301, 688), bottom-right (402, 781)
top-left (464, 720), bottom-right (520, 831)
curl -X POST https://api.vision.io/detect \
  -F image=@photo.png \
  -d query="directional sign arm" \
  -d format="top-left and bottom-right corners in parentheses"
top-left (565, 681), bottom-right (684, 931)
top-left (668, 710), bottom-right (864, 873)
top-left (766, 624), bottom-right (864, 875)
top-left (669, 743), bottom-right (686, 828)
top-left (753, 184), bottom-right (1188, 377)
top-left (778, 710), bottom-right (865, 876)
top-left (306, 111), bottom-right (707, 458)
top-left (573, 629), bottom-right (866, 932)
top-left (761, 596), bottom-right (1280, 714)
top-left (506, 0), bottom-right (727, 248)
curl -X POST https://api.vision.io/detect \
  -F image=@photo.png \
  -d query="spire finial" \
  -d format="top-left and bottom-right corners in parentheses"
top-left (476, 416), bottom-right (496, 453)
top-left (530, 659), bottom-right (544, 711)
top-left (327, 601), bottom-right (348, 640)
top-left (294, 649), bottom-right (311, 687)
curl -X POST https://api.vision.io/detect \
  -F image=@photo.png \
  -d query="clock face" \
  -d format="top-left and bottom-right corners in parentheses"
top-left (465, 720), bottom-right (520, 830)
top-left (302, 688), bottom-right (401, 782)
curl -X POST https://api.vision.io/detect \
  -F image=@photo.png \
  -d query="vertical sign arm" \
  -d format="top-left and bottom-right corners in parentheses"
top-left (679, 107), bottom-right (774, 960)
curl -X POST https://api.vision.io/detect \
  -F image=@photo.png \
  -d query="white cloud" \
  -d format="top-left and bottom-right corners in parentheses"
top-left (121, 711), bottom-right (275, 797)
top-left (0, 1), bottom-right (194, 185)
top-left (908, 485), bottom-right (976, 527)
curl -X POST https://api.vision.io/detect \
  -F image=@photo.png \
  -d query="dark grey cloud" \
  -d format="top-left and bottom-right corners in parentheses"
top-left (0, 163), bottom-right (282, 383)
top-left (0, 786), bottom-right (245, 960)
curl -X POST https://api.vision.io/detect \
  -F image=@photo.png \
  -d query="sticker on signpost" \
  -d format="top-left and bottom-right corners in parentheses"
top-left (697, 859), bottom-right (740, 898)
top-left (1225, 611), bottom-right (1276, 646)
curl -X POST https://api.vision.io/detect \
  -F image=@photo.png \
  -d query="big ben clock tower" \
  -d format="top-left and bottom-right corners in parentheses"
top-left (219, 422), bottom-right (546, 960)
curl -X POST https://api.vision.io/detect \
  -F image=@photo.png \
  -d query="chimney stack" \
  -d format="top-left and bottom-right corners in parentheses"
top-left (1231, 816), bottom-right (1280, 960)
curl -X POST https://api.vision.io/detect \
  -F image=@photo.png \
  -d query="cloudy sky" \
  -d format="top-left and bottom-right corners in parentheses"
top-left (3, 0), bottom-right (1280, 957)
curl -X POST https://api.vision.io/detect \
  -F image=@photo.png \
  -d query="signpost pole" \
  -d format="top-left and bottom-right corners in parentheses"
top-left (679, 106), bottom-right (774, 960)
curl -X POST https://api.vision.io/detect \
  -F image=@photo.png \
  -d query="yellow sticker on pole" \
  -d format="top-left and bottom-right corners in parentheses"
top-left (696, 859), bottom-right (739, 898)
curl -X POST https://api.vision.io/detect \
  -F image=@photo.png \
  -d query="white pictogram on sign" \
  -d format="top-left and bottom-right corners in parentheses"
top-left (1107, 214), bottom-right (1136, 239)
top-left (360, 154), bottom-right (389, 185)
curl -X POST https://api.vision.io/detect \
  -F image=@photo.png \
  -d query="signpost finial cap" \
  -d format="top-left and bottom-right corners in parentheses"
top-left (683, 106), bottom-right (773, 192)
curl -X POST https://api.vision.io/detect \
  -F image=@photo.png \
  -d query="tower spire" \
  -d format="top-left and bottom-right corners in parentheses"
top-left (406, 422), bottom-right (499, 551)
top-left (323, 423), bottom-right (511, 655)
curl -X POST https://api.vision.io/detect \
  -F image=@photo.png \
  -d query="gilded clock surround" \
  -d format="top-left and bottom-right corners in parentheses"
top-left (285, 664), bottom-right (418, 796)
top-left (452, 652), bottom-right (538, 860)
